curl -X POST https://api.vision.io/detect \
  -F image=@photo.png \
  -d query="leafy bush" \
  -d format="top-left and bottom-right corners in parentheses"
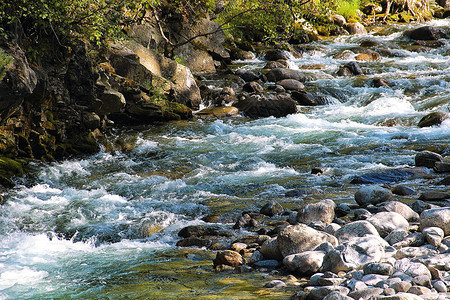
top-left (336, 0), bottom-right (361, 20)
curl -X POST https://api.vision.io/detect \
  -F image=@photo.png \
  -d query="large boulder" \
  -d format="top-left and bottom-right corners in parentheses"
top-left (354, 186), bottom-right (393, 207)
top-left (260, 237), bottom-right (283, 260)
top-left (415, 150), bottom-right (443, 168)
top-left (345, 22), bottom-right (367, 35)
top-left (165, 62), bottom-right (202, 109)
top-left (420, 207), bottom-right (450, 235)
top-left (405, 26), bottom-right (447, 41)
top-left (234, 94), bottom-right (297, 118)
top-left (321, 235), bottom-right (388, 273)
top-left (266, 68), bottom-right (308, 82)
top-left (264, 50), bottom-right (292, 61)
top-left (367, 212), bottom-right (409, 238)
top-left (296, 199), bottom-right (336, 225)
top-left (277, 224), bottom-right (338, 257)
top-left (418, 111), bottom-right (449, 127)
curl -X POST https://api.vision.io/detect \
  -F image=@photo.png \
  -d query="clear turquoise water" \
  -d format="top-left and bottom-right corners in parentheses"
top-left (1, 20), bottom-right (449, 299)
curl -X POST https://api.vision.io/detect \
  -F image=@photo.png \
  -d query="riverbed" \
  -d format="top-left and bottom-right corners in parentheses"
top-left (0, 19), bottom-right (449, 299)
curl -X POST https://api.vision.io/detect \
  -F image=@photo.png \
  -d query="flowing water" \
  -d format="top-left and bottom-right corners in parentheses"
top-left (1, 20), bottom-right (449, 299)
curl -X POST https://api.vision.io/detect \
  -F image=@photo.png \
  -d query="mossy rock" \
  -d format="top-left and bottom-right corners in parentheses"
top-left (0, 156), bottom-right (24, 188)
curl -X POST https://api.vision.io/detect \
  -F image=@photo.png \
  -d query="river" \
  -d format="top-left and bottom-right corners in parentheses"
top-left (1, 20), bottom-right (449, 299)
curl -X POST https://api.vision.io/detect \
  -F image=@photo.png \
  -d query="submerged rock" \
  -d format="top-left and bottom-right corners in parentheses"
top-left (415, 151), bottom-right (443, 168)
top-left (350, 167), bottom-right (429, 184)
top-left (417, 111), bottom-right (449, 127)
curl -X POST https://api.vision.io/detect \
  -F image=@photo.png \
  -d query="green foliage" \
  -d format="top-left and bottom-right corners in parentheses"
top-left (0, 49), bottom-right (14, 81)
top-left (336, 0), bottom-right (361, 20)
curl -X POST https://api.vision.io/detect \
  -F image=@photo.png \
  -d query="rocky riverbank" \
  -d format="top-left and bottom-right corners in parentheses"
top-left (175, 150), bottom-right (450, 299)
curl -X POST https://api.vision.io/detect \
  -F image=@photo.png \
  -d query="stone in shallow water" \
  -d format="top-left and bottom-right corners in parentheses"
top-left (264, 279), bottom-right (286, 288)
top-left (415, 150), bottom-right (444, 168)
top-left (260, 201), bottom-right (284, 217)
top-left (391, 185), bottom-right (416, 196)
top-left (213, 250), bottom-right (244, 268)
top-left (350, 167), bottom-right (429, 184)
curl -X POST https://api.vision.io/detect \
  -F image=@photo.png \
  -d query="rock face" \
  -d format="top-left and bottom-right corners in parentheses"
top-left (277, 224), bottom-right (338, 257)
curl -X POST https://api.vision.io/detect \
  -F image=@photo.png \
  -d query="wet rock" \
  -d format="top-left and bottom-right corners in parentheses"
top-left (308, 286), bottom-right (350, 300)
top-left (356, 52), bottom-right (381, 62)
top-left (333, 50), bottom-right (355, 60)
top-left (379, 201), bottom-right (420, 222)
top-left (260, 237), bottom-right (283, 260)
top-left (264, 279), bottom-right (286, 288)
top-left (238, 71), bottom-right (260, 82)
top-left (345, 22), bottom-right (367, 35)
top-left (253, 259), bottom-right (280, 269)
top-left (277, 224), bottom-right (338, 257)
top-left (422, 227), bottom-right (444, 247)
top-left (350, 167), bottom-right (429, 184)
top-left (234, 94), bottom-right (297, 118)
top-left (348, 287), bottom-right (383, 299)
top-left (394, 258), bottom-right (431, 279)
top-left (296, 199), bottom-right (335, 225)
top-left (367, 212), bottom-right (409, 238)
top-left (266, 68), bottom-right (308, 82)
top-left (195, 106), bottom-right (239, 118)
top-left (420, 207), bottom-right (450, 235)
top-left (335, 220), bottom-right (380, 243)
top-left (264, 60), bottom-right (289, 70)
top-left (438, 175), bottom-right (450, 185)
top-left (418, 111), bottom-right (450, 127)
top-left (213, 250), bottom-right (244, 268)
top-left (176, 237), bottom-right (213, 248)
top-left (355, 186), bottom-right (393, 207)
top-left (277, 79), bottom-right (305, 91)
top-left (264, 50), bottom-right (291, 61)
top-left (373, 78), bottom-right (391, 87)
top-left (242, 81), bottom-right (263, 93)
top-left (260, 201), bottom-right (284, 217)
top-left (415, 150), bottom-right (444, 168)
top-left (178, 225), bottom-right (232, 238)
top-left (344, 61), bottom-right (363, 75)
top-left (391, 185), bottom-right (416, 196)
top-left (233, 213), bottom-right (257, 229)
top-left (283, 251), bottom-right (326, 275)
top-left (434, 161), bottom-right (450, 173)
top-left (405, 26), bottom-right (448, 41)
top-left (418, 190), bottom-right (450, 202)
top-left (322, 235), bottom-right (388, 273)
